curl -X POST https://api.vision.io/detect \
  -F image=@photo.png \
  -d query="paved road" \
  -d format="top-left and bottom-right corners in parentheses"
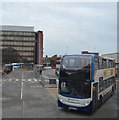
top-left (1, 70), bottom-right (118, 118)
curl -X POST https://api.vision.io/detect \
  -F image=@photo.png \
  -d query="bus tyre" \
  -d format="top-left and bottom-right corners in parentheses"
top-left (92, 102), bottom-right (96, 113)
top-left (63, 107), bottom-right (68, 111)
top-left (98, 96), bottom-right (102, 108)
top-left (111, 87), bottom-right (114, 96)
top-left (115, 84), bottom-right (116, 90)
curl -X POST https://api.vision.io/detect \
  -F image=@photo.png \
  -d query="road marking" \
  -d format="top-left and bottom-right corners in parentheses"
top-left (30, 81), bottom-right (36, 83)
top-left (0, 97), bottom-right (11, 102)
top-left (21, 71), bottom-right (24, 100)
top-left (34, 79), bottom-right (37, 81)
top-left (46, 88), bottom-right (57, 101)
top-left (9, 79), bottom-right (12, 81)
top-left (30, 85), bottom-right (40, 88)
top-left (16, 79), bottom-right (19, 81)
top-left (28, 79), bottom-right (31, 82)
top-left (42, 75), bottom-right (49, 79)
top-left (22, 79), bottom-right (25, 81)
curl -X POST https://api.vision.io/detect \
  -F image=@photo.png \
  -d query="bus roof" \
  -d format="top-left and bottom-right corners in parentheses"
top-left (63, 54), bottom-right (93, 57)
top-left (100, 56), bottom-right (115, 61)
top-left (63, 54), bottom-right (115, 61)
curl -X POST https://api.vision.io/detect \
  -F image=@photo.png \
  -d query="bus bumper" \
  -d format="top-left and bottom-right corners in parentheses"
top-left (58, 99), bottom-right (93, 113)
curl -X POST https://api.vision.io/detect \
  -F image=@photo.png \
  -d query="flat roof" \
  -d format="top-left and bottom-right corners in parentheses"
top-left (0, 25), bottom-right (34, 32)
top-left (102, 52), bottom-right (119, 63)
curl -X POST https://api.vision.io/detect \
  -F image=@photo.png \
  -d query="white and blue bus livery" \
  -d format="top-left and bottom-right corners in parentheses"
top-left (58, 53), bottom-right (116, 112)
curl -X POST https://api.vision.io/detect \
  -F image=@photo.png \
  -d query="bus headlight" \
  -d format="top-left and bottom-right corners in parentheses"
top-left (82, 101), bottom-right (90, 106)
top-left (59, 98), bottom-right (63, 102)
top-left (58, 96), bottom-right (63, 102)
top-left (83, 101), bottom-right (90, 106)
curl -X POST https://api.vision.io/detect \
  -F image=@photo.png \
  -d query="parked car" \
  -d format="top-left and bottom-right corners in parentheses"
top-left (3, 64), bottom-right (13, 74)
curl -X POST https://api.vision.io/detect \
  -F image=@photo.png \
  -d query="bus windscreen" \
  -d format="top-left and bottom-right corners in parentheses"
top-left (59, 55), bottom-right (91, 99)
top-left (61, 56), bottom-right (90, 70)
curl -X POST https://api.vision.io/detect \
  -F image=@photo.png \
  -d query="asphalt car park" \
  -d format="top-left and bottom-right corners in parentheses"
top-left (1, 69), bottom-right (118, 118)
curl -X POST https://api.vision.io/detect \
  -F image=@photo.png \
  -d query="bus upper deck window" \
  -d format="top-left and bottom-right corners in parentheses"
top-left (102, 59), bottom-right (107, 69)
top-left (95, 58), bottom-right (99, 70)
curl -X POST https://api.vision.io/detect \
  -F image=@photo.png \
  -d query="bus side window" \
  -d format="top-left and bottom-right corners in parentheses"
top-left (108, 60), bottom-right (111, 68)
top-left (102, 59), bottom-right (107, 69)
top-left (99, 80), bottom-right (103, 92)
top-left (104, 80), bottom-right (107, 89)
top-left (99, 77), bottom-right (103, 92)
top-left (112, 61), bottom-right (115, 68)
top-left (99, 58), bottom-right (102, 69)
top-left (107, 78), bottom-right (111, 87)
top-left (94, 58), bottom-right (99, 70)
top-left (108, 60), bottom-right (113, 68)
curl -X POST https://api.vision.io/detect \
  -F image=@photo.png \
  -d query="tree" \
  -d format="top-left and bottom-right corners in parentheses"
top-left (2, 47), bottom-right (23, 64)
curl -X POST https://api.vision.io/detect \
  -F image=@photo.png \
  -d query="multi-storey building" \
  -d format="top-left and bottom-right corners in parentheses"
top-left (0, 25), bottom-right (43, 65)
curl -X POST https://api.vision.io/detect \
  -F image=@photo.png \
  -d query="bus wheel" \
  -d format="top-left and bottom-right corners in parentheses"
top-left (62, 107), bottom-right (68, 111)
top-left (92, 101), bottom-right (96, 113)
top-left (111, 87), bottom-right (114, 96)
top-left (115, 84), bottom-right (116, 90)
top-left (98, 96), bottom-right (102, 108)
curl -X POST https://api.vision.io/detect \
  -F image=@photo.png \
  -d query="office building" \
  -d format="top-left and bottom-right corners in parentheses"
top-left (0, 25), bottom-right (43, 65)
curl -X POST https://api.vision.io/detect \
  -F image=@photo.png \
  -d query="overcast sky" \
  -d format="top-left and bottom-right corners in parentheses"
top-left (0, 2), bottom-right (117, 56)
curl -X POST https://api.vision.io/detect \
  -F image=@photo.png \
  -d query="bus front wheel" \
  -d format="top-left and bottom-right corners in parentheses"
top-left (111, 86), bottom-right (114, 96)
top-left (98, 96), bottom-right (103, 108)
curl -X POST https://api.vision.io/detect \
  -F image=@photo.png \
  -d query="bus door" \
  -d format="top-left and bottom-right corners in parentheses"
top-left (92, 83), bottom-right (98, 111)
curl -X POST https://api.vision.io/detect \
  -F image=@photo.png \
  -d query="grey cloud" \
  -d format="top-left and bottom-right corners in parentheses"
top-left (1, 2), bottom-right (117, 56)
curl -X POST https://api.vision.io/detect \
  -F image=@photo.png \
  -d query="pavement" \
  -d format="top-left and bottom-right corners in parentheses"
top-left (38, 69), bottom-right (58, 101)
top-left (40, 78), bottom-right (58, 88)
top-left (46, 88), bottom-right (58, 101)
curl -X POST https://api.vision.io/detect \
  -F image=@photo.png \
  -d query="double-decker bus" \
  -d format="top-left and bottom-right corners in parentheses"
top-left (58, 53), bottom-right (116, 112)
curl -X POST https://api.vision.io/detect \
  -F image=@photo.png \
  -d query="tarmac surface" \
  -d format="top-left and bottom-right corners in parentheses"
top-left (1, 69), bottom-right (118, 118)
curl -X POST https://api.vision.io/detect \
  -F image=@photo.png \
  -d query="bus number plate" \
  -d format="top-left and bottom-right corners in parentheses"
top-left (69, 107), bottom-right (77, 110)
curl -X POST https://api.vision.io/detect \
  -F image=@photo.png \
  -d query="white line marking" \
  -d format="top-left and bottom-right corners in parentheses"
top-left (22, 79), bottom-right (25, 81)
top-left (30, 85), bottom-right (40, 88)
top-left (34, 79), bottom-right (37, 81)
top-left (9, 79), bottom-right (12, 81)
top-left (16, 79), bottom-right (19, 81)
top-left (28, 79), bottom-right (31, 82)
top-left (30, 81), bottom-right (36, 83)
top-left (21, 71), bottom-right (24, 100)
